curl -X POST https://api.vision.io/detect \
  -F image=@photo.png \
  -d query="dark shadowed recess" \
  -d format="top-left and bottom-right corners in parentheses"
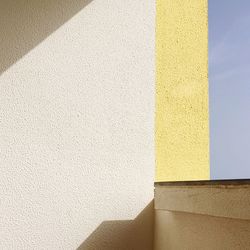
top-left (77, 201), bottom-right (154, 250)
top-left (0, 0), bottom-right (93, 75)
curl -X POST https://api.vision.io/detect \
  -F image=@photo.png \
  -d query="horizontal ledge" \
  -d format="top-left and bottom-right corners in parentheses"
top-left (155, 180), bottom-right (250, 220)
top-left (155, 179), bottom-right (250, 186)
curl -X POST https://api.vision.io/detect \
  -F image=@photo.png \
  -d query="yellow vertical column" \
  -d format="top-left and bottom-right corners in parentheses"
top-left (156, 0), bottom-right (209, 181)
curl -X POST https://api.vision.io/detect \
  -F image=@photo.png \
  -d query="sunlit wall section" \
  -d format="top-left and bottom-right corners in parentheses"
top-left (156, 0), bottom-right (209, 181)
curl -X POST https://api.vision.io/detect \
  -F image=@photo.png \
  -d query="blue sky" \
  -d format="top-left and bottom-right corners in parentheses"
top-left (209, 0), bottom-right (250, 179)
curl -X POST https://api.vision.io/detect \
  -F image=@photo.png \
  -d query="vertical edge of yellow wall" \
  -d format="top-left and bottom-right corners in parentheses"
top-left (156, 0), bottom-right (210, 181)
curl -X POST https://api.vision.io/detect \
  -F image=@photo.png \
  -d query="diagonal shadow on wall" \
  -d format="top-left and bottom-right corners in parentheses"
top-left (77, 201), bottom-right (154, 250)
top-left (0, 0), bottom-right (93, 75)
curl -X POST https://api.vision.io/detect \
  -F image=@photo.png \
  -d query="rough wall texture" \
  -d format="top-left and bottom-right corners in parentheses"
top-left (0, 0), bottom-right (155, 249)
top-left (156, 0), bottom-right (209, 181)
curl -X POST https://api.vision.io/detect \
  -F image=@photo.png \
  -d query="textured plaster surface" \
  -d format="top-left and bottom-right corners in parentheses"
top-left (156, 0), bottom-right (209, 181)
top-left (0, 0), bottom-right (155, 249)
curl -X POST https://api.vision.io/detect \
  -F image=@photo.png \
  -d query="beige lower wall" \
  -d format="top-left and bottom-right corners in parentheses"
top-left (154, 210), bottom-right (250, 250)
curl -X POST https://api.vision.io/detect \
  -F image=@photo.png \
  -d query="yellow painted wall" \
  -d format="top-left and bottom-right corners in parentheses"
top-left (156, 0), bottom-right (209, 181)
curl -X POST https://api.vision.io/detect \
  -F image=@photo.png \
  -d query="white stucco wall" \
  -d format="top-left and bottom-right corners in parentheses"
top-left (0, 0), bottom-right (155, 249)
